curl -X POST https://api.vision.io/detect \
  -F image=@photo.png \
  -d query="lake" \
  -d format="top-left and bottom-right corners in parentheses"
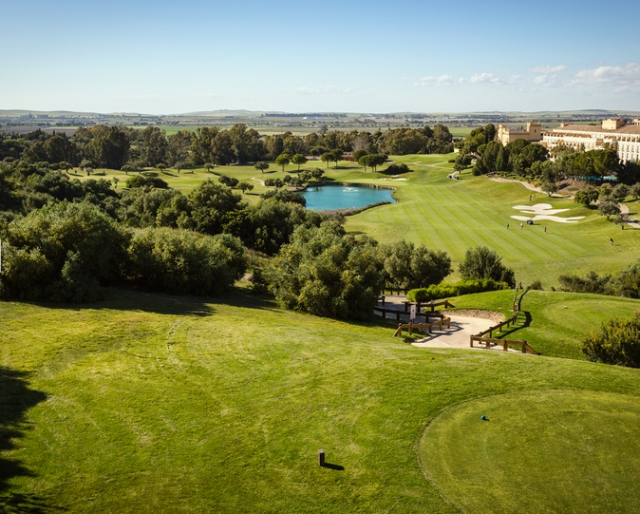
top-left (300, 184), bottom-right (395, 211)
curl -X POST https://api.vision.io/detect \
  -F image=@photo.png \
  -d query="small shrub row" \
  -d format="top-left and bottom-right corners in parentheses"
top-left (407, 278), bottom-right (509, 302)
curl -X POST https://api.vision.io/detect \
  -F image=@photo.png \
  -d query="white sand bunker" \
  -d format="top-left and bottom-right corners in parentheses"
top-left (511, 203), bottom-right (585, 224)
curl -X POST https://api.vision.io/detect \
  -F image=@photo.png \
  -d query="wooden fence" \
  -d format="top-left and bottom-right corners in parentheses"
top-left (469, 335), bottom-right (538, 354)
top-left (468, 294), bottom-right (538, 355)
top-left (374, 306), bottom-right (449, 323)
top-left (394, 317), bottom-right (451, 337)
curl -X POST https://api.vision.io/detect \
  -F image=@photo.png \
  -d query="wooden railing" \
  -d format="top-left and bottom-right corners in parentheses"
top-left (469, 335), bottom-right (538, 354)
top-left (394, 317), bottom-right (451, 337)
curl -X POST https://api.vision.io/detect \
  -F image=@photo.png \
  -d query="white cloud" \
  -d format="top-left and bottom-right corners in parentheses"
top-left (470, 73), bottom-right (520, 86)
top-left (528, 65), bottom-right (566, 74)
top-left (294, 86), bottom-right (355, 95)
top-left (414, 74), bottom-right (459, 87)
top-left (571, 63), bottom-right (640, 92)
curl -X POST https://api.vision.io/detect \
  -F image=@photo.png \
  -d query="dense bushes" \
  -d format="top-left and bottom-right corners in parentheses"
top-left (0, 203), bottom-right (248, 301)
top-left (380, 163), bottom-right (411, 175)
top-left (407, 278), bottom-right (509, 302)
top-left (582, 312), bottom-right (640, 368)
top-left (558, 260), bottom-right (640, 298)
top-left (126, 229), bottom-right (246, 295)
top-left (125, 174), bottom-right (169, 189)
top-left (266, 223), bottom-right (385, 320)
top-left (266, 227), bottom-right (454, 320)
top-left (0, 202), bottom-right (128, 301)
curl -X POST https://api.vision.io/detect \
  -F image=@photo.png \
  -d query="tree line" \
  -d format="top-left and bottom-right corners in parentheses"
top-left (0, 123), bottom-right (454, 172)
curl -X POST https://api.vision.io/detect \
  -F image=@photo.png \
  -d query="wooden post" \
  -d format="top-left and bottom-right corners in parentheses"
top-left (409, 322), bottom-right (413, 335)
top-left (318, 449), bottom-right (325, 466)
top-left (470, 336), bottom-right (474, 347)
top-left (485, 340), bottom-right (490, 350)
top-left (489, 329), bottom-right (492, 338)
top-left (522, 342), bottom-right (527, 354)
top-left (503, 342), bottom-right (508, 351)
top-left (446, 317), bottom-right (450, 329)
top-left (382, 310), bottom-right (386, 319)
top-left (396, 311), bottom-right (400, 321)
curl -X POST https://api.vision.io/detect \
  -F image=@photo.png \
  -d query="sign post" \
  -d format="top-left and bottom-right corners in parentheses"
top-left (410, 304), bottom-right (416, 322)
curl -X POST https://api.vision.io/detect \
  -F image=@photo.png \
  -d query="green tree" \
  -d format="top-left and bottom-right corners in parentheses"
top-left (291, 154), bottom-right (307, 171)
top-left (329, 148), bottom-right (343, 168)
top-left (265, 223), bottom-right (385, 320)
top-left (275, 153), bottom-right (290, 172)
top-left (218, 175), bottom-right (239, 188)
top-left (255, 161), bottom-right (269, 173)
top-left (540, 177), bottom-right (558, 197)
top-left (598, 199), bottom-right (621, 221)
top-left (612, 184), bottom-right (630, 203)
top-left (379, 240), bottom-right (452, 289)
top-left (459, 247), bottom-right (515, 287)
top-left (574, 187), bottom-right (599, 207)
top-left (238, 181), bottom-right (254, 194)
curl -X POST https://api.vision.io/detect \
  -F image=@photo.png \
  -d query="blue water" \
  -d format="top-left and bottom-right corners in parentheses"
top-left (301, 185), bottom-right (395, 211)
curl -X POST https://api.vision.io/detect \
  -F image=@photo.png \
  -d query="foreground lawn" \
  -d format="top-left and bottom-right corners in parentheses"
top-left (2, 290), bottom-right (640, 513)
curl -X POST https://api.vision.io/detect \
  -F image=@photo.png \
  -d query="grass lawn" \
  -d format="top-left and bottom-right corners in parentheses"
top-left (420, 389), bottom-right (640, 514)
top-left (2, 289), bottom-right (640, 513)
top-left (69, 153), bottom-right (640, 287)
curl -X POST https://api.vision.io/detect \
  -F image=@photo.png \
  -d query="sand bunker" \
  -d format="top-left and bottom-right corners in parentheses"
top-left (511, 203), bottom-right (585, 224)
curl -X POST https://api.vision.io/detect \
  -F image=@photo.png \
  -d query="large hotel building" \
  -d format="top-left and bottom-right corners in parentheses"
top-left (496, 118), bottom-right (640, 164)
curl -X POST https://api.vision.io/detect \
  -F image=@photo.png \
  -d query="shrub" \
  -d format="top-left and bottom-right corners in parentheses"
top-left (0, 202), bottom-right (128, 302)
top-left (125, 174), bottom-right (169, 189)
top-left (266, 223), bottom-right (384, 320)
top-left (126, 228), bottom-right (247, 296)
top-left (381, 163), bottom-right (411, 175)
top-left (407, 278), bottom-right (508, 302)
top-left (582, 312), bottom-right (640, 368)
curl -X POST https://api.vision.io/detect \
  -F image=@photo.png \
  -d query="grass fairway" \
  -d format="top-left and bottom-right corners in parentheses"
top-left (2, 290), bottom-right (640, 512)
top-left (419, 390), bottom-right (640, 514)
top-left (69, 153), bottom-right (640, 286)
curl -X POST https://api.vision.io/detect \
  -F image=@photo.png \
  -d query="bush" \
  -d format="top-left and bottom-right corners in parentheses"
top-left (0, 202), bottom-right (128, 302)
top-left (407, 278), bottom-right (508, 302)
top-left (381, 163), bottom-right (411, 175)
top-left (125, 174), bottom-right (169, 189)
top-left (266, 223), bottom-right (384, 320)
top-left (126, 228), bottom-right (247, 296)
top-left (582, 312), bottom-right (640, 367)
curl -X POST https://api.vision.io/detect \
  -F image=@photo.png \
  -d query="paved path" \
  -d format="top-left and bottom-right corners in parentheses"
top-left (620, 204), bottom-right (640, 228)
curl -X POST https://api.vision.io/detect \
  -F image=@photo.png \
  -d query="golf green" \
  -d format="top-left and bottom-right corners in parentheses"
top-left (419, 390), bottom-right (640, 513)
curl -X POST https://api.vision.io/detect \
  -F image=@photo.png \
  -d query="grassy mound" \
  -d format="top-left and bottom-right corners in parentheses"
top-left (419, 390), bottom-right (640, 514)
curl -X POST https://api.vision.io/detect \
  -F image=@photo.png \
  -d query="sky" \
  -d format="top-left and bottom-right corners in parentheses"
top-left (2, 0), bottom-right (640, 114)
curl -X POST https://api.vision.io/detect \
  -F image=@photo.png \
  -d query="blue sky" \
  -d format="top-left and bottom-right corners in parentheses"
top-left (2, 0), bottom-right (640, 114)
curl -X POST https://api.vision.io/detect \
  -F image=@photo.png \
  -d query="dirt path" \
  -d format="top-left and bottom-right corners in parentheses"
top-left (251, 177), bottom-right (265, 186)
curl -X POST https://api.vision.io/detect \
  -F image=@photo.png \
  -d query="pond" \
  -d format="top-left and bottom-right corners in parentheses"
top-left (300, 184), bottom-right (395, 211)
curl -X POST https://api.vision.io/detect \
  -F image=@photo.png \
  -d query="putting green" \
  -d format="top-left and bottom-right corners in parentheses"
top-left (419, 390), bottom-right (640, 514)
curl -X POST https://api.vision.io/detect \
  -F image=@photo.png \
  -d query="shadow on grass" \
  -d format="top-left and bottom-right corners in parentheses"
top-left (321, 462), bottom-right (345, 471)
top-left (496, 311), bottom-right (532, 340)
top-left (13, 287), bottom-right (282, 318)
top-left (0, 368), bottom-right (63, 512)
